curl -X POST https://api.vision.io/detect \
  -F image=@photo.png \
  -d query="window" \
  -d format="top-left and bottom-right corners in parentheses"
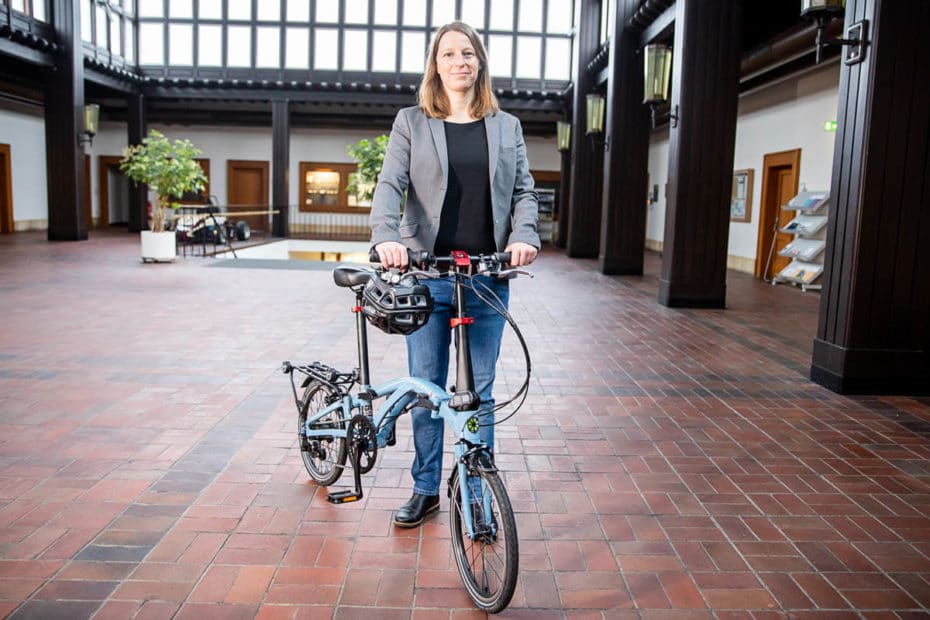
top-left (300, 163), bottom-right (370, 213)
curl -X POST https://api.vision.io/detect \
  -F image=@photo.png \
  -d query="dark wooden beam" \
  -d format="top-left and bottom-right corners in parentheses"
top-left (126, 93), bottom-right (147, 233)
top-left (639, 3), bottom-right (676, 45)
top-left (44, 0), bottom-right (87, 241)
top-left (271, 99), bottom-right (289, 238)
top-left (657, 0), bottom-right (742, 307)
top-left (811, 0), bottom-right (930, 394)
top-left (599, 0), bottom-right (651, 275)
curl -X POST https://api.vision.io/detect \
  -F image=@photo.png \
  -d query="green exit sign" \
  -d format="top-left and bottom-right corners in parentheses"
top-left (824, 120), bottom-right (838, 132)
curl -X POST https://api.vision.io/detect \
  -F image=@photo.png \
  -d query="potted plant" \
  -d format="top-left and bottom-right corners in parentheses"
top-left (346, 134), bottom-right (388, 205)
top-left (120, 129), bottom-right (207, 262)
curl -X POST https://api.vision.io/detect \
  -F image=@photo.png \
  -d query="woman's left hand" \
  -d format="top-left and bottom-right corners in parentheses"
top-left (504, 242), bottom-right (538, 267)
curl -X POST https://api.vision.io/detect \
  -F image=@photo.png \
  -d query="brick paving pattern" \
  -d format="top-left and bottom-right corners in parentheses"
top-left (0, 230), bottom-right (928, 619)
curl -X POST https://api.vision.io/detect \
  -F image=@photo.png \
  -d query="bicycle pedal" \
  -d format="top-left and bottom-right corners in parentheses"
top-left (327, 489), bottom-right (362, 504)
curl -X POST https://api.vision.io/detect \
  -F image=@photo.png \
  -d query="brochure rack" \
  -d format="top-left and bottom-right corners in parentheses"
top-left (775, 190), bottom-right (829, 291)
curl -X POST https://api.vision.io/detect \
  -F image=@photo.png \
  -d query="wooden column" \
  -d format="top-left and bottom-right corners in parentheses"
top-left (271, 98), bottom-right (289, 238)
top-left (598, 0), bottom-right (650, 274)
top-left (556, 147), bottom-right (571, 248)
top-left (565, 0), bottom-right (602, 258)
top-left (811, 0), bottom-right (930, 394)
top-left (44, 0), bottom-right (86, 241)
top-left (657, 0), bottom-right (742, 307)
top-left (127, 93), bottom-right (147, 233)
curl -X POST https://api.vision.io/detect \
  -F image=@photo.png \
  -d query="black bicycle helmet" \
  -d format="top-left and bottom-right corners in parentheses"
top-left (361, 272), bottom-right (434, 335)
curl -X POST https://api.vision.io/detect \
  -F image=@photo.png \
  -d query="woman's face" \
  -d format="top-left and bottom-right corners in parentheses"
top-left (436, 30), bottom-right (480, 95)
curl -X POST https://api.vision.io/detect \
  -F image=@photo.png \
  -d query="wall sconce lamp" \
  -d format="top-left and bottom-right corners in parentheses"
top-left (643, 43), bottom-right (677, 129)
top-left (79, 103), bottom-right (100, 147)
top-left (800, 0), bottom-right (868, 65)
top-left (585, 94), bottom-right (605, 134)
top-left (556, 120), bottom-right (572, 151)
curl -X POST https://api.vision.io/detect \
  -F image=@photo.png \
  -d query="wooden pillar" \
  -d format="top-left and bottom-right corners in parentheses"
top-left (565, 0), bottom-right (602, 258)
top-left (556, 147), bottom-right (571, 248)
top-left (271, 98), bottom-right (289, 238)
top-left (811, 0), bottom-right (930, 394)
top-left (599, 0), bottom-right (650, 274)
top-left (127, 93), bottom-right (147, 233)
top-left (657, 0), bottom-right (742, 307)
top-left (44, 0), bottom-right (86, 241)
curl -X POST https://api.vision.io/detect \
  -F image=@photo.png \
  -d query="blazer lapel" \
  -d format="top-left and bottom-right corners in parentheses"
top-left (485, 114), bottom-right (500, 184)
top-left (427, 117), bottom-right (448, 188)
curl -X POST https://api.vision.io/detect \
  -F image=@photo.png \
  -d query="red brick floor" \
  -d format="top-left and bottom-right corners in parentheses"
top-left (1, 230), bottom-right (929, 619)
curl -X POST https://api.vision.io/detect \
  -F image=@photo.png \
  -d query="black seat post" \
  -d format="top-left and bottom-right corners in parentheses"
top-left (451, 265), bottom-right (479, 411)
top-left (354, 290), bottom-right (371, 387)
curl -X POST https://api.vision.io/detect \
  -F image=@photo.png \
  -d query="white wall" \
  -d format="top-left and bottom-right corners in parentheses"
top-left (646, 61), bottom-right (841, 267)
top-left (0, 104), bottom-right (48, 228)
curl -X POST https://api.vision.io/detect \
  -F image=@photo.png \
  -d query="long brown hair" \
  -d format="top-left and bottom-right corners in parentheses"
top-left (418, 21), bottom-right (500, 119)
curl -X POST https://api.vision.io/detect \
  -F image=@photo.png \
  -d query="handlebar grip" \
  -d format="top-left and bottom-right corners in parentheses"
top-left (369, 247), bottom-right (432, 269)
top-left (494, 252), bottom-right (512, 265)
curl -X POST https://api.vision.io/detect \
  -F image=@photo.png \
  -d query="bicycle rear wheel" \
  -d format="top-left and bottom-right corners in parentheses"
top-left (449, 466), bottom-right (519, 613)
top-left (298, 380), bottom-right (347, 485)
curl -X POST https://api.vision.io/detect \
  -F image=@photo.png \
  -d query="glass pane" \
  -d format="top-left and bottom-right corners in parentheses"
top-left (227, 25), bottom-right (252, 66)
top-left (32, 0), bottom-right (46, 21)
top-left (547, 0), bottom-right (572, 34)
top-left (199, 24), bottom-right (222, 66)
top-left (96, 4), bottom-right (107, 46)
top-left (139, 0), bottom-right (163, 18)
top-left (515, 35), bottom-right (540, 78)
top-left (109, 11), bottom-right (120, 55)
top-left (125, 19), bottom-right (134, 62)
top-left (257, 1), bottom-right (280, 21)
top-left (122, 0), bottom-right (133, 17)
top-left (313, 28), bottom-right (338, 70)
top-left (199, 0), bottom-right (222, 19)
top-left (315, 0), bottom-right (338, 23)
top-left (401, 31), bottom-right (425, 74)
top-left (432, 0), bottom-right (454, 28)
top-left (81, 0), bottom-right (93, 42)
top-left (460, 2), bottom-right (484, 30)
top-left (169, 24), bottom-right (193, 65)
top-left (305, 170), bottom-right (341, 208)
top-left (371, 30), bottom-right (396, 72)
top-left (139, 23), bottom-right (164, 64)
top-left (488, 34), bottom-right (512, 77)
top-left (545, 37), bottom-right (571, 80)
top-left (373, 0), bottom-right (396, 25)
top-left (287, 0), bottom-right (310, 22)
top-left (228, 0), bottom-right (251, 21)
top-left (519, 0), bottom-right (542, 31)
top-left (285, 27), bottom-right (309, 68)
top-left (343, 29), bottom-right (367, 71)
top-left (10, 0), bottom-right (25, 11)
top-left (402, 0), bottom-right (425, 26)
top-left (256, 26), bottom-right (280, 67)
top-left (169, 0), bottom-right (192, 19)
top-left (489, 0), bottom-right (513, 31)
top-left (344, 0), bottom-right (368, 24)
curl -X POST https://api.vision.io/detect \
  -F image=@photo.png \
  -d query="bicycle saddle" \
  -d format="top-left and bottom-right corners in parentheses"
top-left (333, 265), bottom-right (373, 288)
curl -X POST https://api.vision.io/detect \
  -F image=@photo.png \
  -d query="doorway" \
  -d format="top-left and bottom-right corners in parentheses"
top-left (98, 155), bottom-right (129, 226)
top-left (83, 154), bottom-right (92, 230)
top-left (0, 144), bottom-right (12, 233)
top-left (755, 149), bottom-right (801, 279)
top-left (227, 160), bottom-right (269, 233)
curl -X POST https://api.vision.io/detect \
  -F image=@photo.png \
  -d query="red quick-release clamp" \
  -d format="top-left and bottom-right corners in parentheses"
top-left (451, 250), bottom-right (470, 267)
top-left (352, 306), bottom-right (362, 313)
top-left (450, 317), bottom-right (475, 327)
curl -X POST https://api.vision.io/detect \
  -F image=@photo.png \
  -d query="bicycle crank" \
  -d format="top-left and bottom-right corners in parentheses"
top-left (347, 414), bottom-right (378, 474)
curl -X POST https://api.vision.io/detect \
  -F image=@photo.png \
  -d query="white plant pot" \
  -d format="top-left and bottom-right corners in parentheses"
top-left (140, 230), bottom-right (177, 263)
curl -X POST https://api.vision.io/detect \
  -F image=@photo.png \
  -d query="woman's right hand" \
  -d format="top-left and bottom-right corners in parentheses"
top-left (374, 241), bottom-right (408, 269)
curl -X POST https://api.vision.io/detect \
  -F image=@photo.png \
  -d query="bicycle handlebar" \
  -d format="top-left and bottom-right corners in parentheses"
top-left (369, 248), bottom-right (512, 270)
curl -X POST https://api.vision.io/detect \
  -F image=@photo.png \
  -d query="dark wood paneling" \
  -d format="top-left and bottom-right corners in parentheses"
top-left (127, 93), bottom-right (147, 232)
top-left (657, 0), bottom-right (742, 307)
top-left (272, 99), bottom-right (289, 237)
top-left (812, 0), bottom-right (930, 394)
top-left (598, 0), bottom-right (650, 275)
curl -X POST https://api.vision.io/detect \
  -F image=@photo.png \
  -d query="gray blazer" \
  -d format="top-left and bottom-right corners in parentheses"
top-left (370, 106), bottom-right (540, 253)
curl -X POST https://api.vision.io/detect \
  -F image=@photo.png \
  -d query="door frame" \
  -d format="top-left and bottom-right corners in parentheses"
top-left (0, 144), bottom-right (12, 233)
top-left (97, 155), bottom-right (124, 227)
top-left (754, 149), bottom-right (801, 277)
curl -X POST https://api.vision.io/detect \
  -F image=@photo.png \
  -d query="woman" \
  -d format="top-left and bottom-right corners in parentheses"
top-left (370, 21), bottom-right (539, 528)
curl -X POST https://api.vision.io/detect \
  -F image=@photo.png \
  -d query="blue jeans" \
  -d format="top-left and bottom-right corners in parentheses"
top-left (405, 275), bottom-right (509, 496)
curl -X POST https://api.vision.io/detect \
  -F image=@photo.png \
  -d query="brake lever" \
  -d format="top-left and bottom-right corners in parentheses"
top-left (495, 268), bottom-right (533, 278)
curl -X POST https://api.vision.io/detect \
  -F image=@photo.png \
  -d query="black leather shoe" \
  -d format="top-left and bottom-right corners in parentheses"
top-left (393, 493), bottom-right (440, 528)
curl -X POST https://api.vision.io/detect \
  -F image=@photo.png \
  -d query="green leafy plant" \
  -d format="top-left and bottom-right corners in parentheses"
top-left (346, 134), bottom-right (389, 204)
top-left (120, 130), bottom-right (207, 232)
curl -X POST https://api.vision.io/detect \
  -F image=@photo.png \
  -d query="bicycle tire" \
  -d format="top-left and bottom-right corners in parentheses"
top-left (449, 467), bottom-right (519, 613)
top-left (298, 380), bottom-right (347, 485)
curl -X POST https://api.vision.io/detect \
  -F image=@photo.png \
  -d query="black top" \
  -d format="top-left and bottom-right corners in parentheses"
top-left (433, 119), bottom-right (495, 257)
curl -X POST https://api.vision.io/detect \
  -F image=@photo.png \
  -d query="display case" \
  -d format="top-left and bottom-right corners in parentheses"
top-left (537, 188), bottom-right (555, 242)
top-left (775, 189), bottom-right (829, 291)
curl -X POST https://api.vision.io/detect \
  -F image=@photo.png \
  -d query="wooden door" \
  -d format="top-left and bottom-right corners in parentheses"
top-left (0, 144), bottom-right (12, 233)
top-left (84, 154), bottom-right (92, 230)
top-left (755, 149), bottom-right (801, 279)
top-left (97, 155), bottom-right (125, 227)
top-left (227, 160), bottom-right (269, 233)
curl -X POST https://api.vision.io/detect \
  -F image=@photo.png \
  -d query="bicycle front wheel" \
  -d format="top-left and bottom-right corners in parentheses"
top-left (449, 467), bottom-right (519, 613)
top-left (298, 380), bottom-right (347, 486)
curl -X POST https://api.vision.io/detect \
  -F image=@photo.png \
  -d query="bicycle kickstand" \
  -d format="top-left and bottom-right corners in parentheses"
top-left (326, 447), bottom-right (364, 504)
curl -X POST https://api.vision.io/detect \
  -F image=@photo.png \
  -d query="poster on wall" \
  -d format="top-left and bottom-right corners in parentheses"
top-left (730, 169), bottom-right (753, 222)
